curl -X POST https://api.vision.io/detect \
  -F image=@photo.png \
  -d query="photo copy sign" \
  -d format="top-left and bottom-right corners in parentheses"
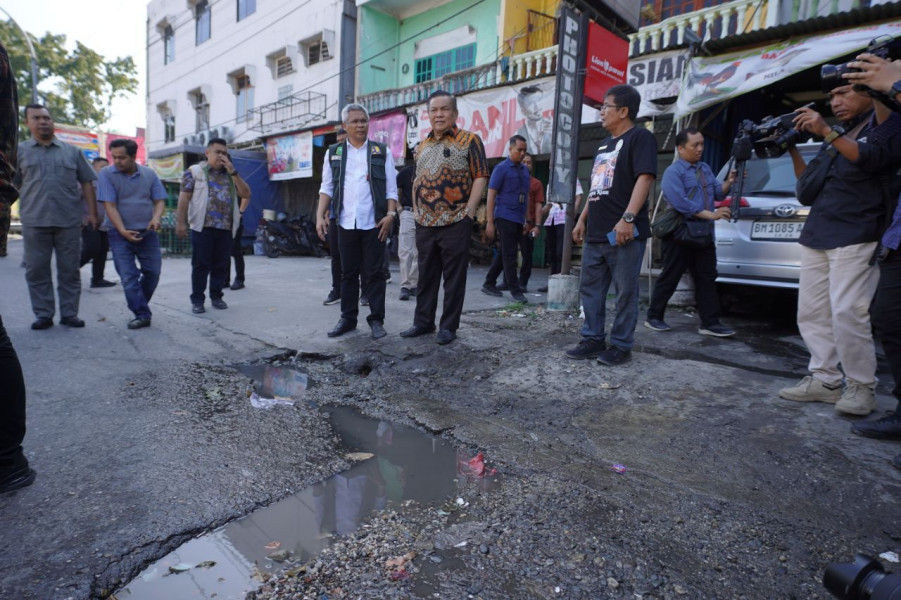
top-left (583, 22), bottom-right (629, 107)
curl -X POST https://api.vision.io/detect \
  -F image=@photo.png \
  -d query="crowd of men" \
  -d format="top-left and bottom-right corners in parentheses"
top-left (3, 46), bottom-right (901, 496)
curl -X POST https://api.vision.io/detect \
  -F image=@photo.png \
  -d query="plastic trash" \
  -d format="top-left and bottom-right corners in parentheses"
top-left (457, 452), bottom-right (497, 478)
top-left (880, 551), bottom-right (900, 563)
top-left (611, 463), bottom-right (627, 473)
top-left (250, 392), bottom-right (294, 409)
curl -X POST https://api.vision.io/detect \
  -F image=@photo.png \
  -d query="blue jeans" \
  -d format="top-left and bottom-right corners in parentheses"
top-left (108, 229), bottom-right (162, 320)
top-left (579, 240), bottom-right (645, 350)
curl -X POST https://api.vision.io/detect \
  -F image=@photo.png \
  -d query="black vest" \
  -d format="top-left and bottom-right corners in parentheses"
top-left (327, 141), bottom-right (389, 223)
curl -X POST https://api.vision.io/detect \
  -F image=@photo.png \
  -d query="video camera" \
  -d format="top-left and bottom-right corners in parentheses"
top-left (823, 554), bottom-right (901, 599)
top-left (734, 108), bottom-right (807, 160)
top-left (822, 35), bottom-right (901, 109)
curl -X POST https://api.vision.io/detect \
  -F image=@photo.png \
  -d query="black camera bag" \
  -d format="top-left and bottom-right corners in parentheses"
top-left (796, 144), bottom-right (838, 206)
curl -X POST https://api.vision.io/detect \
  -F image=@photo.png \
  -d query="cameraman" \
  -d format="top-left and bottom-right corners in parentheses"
top-left (839, 53), bottom-right (901, 468)
top-left (779, 82), bottom-right (901, 418)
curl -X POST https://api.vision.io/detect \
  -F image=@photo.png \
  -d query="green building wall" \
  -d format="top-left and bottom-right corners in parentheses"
top-left (359, 0), bottom-right (501, 96)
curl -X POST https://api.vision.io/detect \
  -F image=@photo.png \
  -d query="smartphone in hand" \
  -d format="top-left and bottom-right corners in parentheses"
top-left (607, 225), bottom-right (638, 245)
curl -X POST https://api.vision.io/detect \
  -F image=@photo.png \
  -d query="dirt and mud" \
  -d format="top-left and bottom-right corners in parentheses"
top-left (115, 305), bottom-right (900, 599)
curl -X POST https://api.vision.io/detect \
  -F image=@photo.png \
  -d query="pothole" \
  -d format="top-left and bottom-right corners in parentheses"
top-left (113, 366), bottom-right (499, 599)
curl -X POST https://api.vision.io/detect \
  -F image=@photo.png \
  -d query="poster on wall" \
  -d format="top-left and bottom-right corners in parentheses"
top-left (405, 77), bottom-right (600, 159)
top-left (265, 130), bottom-right (313, 180)
top-left (368, 111), bottom-right (408, 163)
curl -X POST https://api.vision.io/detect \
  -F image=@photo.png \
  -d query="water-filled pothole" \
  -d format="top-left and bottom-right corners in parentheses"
top-left (116, 366), bottom-right (491, 599)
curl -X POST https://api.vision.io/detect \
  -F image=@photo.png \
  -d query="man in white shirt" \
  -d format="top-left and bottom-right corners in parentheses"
top-left (317, 104), bottom-right (398, 339)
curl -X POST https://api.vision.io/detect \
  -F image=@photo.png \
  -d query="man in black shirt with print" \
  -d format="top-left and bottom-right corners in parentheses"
top-left (567, 84), bottom-right (658, 366)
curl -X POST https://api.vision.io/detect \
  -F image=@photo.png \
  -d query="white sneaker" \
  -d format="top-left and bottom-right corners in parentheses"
top-left (835, 382), bottom-right (876, 416)
top-left (778, 376), bottom-right (842, 403)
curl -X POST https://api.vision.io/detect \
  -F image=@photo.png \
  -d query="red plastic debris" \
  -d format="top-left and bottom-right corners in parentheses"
top-left (457, 452), bottom-right (497, 478)
top-left (611, 463), bottom-right (627, 474)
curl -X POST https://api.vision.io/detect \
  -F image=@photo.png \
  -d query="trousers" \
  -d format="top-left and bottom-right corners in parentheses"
top-left (647, 235), bottom-right (721, 327)
top-left (413, 217), bottom-right (471, 332)
top-left (797, 242), bottom-right (879, 388)
top-left (190, 227), bottom-right (232, 305)
top-left (23, 224), bottom-right (82, 319)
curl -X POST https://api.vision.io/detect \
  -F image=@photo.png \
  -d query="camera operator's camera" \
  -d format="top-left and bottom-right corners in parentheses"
top-left (736, 112), bottom-right (804, 159)
top-left (823, 554), bottom-right (901, 599)
top-left (821, 35), bottom-right (901, 93)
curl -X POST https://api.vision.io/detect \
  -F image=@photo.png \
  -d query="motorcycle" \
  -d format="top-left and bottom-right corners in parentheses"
top-left (262, 215), bottom-right (324, 258)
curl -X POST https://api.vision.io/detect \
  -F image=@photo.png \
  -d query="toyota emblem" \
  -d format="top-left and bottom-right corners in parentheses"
top-left (774, 204), bottom-right (796, 218)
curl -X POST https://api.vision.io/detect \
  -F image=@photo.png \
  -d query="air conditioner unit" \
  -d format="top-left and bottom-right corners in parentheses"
top-left (197, 131), bottom-right (207, 146)
top-left (182, 137), bottom-right (193, 146)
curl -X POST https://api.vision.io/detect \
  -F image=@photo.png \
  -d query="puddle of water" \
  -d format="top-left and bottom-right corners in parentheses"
top-left (116, 392), bottom-right (478, 599)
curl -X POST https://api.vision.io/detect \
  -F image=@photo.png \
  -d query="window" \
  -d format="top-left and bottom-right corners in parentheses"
top-left (236, 75), bottom-right (254, 123)
top-left (278, 85), bottom-right (294, 103)
top-left (414, 44), bottom-right (476, 83)
top-left (195, 0), bottom-right (211, 45)
top-left (162, 113), bottom-right (176, 143)
top-left (191, 91), bottom-right (209, 133)
top-left (307, 40), bottom-right (330, 65)
top-left (237, 0), bottom-right (256, 21)
top-left (163, 25), bottom-right (175, 64)
top-left (276, 56), bottom-right (293, 78)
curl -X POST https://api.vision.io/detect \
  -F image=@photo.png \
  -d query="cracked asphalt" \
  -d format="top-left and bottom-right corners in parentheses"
top-left (0, 237), bottom-right (898, 599)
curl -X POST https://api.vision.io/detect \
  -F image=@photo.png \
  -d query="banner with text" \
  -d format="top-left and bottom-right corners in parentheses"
top-left (405, 77), bottom-right (600, 159)
top-left (676, 19), bottom-right (901, 117)
top-left (628, 49), bottom-right (689, 117)
top-left (584, 21), bottom-right (629, 106)
top-left (148, 154), bottom-right (184, 182)
top-left (265, 130), bottom-right (313, 180)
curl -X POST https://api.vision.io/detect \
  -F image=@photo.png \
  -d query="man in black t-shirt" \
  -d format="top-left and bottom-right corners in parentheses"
top-left (567, 85), bottom-right (658, 365)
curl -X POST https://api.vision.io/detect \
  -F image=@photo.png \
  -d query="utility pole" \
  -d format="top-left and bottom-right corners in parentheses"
top-left (0, 9), bottom-right (39, 103)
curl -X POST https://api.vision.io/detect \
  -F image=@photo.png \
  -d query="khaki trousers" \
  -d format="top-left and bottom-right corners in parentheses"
top-left (797, 242), bottom-right (879, 388)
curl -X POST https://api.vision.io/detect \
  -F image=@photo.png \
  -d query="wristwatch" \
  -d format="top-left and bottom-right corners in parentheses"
top-left (387, 210), bottom-right (397, 218)
top-left (891, 79), bottom-right (901, 98)
top-left (823, 126), bottom-right (844, 145)
top-left (621, 212), bottom-right (636, 223)
top-left (228, 170), bottom-right (238, 176)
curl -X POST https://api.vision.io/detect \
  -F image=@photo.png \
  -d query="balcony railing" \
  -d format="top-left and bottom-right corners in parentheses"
top-left (359, 63), bottom-right (502, 115)
top-left (250, 91), bottom-right (328, 135)
top-left (629, 0), bottom-right (776, 56)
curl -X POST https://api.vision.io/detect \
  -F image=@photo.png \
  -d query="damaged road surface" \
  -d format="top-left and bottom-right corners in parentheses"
top-left (1, 250), bottom-right (898, 598)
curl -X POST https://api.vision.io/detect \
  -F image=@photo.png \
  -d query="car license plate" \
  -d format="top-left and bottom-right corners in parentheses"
top-left (750, 221), bottom-right (804, 240)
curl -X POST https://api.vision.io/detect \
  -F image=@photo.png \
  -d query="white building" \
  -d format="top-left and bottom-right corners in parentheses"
top-left (145, 0), bottom-right (357, 194)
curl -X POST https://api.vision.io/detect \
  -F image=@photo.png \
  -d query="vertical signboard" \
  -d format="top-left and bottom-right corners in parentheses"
top-left (547, 6), bottom-right (588, 205)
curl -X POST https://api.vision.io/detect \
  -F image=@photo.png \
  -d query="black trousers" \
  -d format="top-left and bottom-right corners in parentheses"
top-left (329, 218), bottom-right (342, 293)
top-left (495, 229), bottom-right (534, 287)
top-left (873, 250), bottom-right (901, 408)
top-left (230, 219), bottom-right (245, 284)
top-left (647, 236), bottom-right (721, 327)
top-left (338, 226), bottom-right (386, 325)
top-left (80, 226), bottom-right (109, 283)
top-left (0, 315), bottom-right (28, 472)
top-left (414, 217), bottom-right (471, 332)
top-left (485, 218), bottom-right (524, 295)
top-left (546, 223), bottom-right (565, 275)
top-left (190, 227), bottom-right (232, 304)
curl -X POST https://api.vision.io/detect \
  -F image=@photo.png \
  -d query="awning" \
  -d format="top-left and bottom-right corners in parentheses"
top-left (675, 19), bottom-right (901, 118)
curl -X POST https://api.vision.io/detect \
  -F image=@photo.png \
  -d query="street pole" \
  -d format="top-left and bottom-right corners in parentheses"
top-left (0, 9), bottom-right (39, 103)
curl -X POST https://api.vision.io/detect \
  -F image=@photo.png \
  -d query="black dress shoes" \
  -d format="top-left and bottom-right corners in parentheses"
top-left (371, 322), bottom-right (387, 339)
top-left (436, 329), bottom-right (456, 345)
top-left (211, 298), bottom-right (228, 310)
top-left (60, 316), bottom-right (85, 328)
top-left (399, 324), bottom-right (436, 338)
top-left (852, 413), bottom-right (901, 440)
top-left (0, 466), bottom-right (36, 494)
top-left (328, 318), bottom-right (357, 337)
top-left (31, 317), bottom-right (53, 330)
top-left (90, 279), bottom-right (116, 288)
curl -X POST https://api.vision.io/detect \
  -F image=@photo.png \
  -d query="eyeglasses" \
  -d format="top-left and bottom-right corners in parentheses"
top-left (600, 103), bottom-right (622, 111)
top-left (347, 119), bottom-right (369, 125)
